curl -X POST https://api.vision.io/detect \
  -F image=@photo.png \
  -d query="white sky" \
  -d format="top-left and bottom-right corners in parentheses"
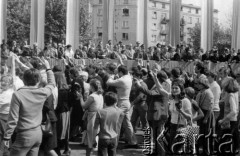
top-left (182, 0), bottom-right (233, 28)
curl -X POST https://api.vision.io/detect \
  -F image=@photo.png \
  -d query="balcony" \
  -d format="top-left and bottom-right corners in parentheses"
top-left (180, 18), bottom-right (186, 26)
top-left (160, 30), bottom-right (167, 35)
top-left (161, 17), bottom-right (169, 24)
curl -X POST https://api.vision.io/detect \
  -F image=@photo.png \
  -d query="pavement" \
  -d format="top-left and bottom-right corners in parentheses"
top-left (61, 130), bottom-right (145, 156)
top-left (60, 129), bottom-right (240, 156)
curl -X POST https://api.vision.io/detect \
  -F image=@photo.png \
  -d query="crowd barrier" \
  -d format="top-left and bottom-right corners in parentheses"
top-left (48, 59), bottom-right (240, 74)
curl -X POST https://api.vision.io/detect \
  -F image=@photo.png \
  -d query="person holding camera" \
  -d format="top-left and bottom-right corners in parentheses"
top-left (168, 81), bottom-right (192, 148)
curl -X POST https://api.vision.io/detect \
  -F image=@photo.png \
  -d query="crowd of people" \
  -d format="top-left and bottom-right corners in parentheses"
top-left (0, 39), bottom-right (240, 156)
top-left (2, 39), bottom-right (240, 63)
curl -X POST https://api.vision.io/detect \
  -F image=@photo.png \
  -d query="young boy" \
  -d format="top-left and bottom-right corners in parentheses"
top-left (94, 92), bottom-right (124, 156)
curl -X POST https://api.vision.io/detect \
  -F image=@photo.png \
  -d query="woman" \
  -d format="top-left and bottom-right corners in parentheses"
top-left (54, 72), bottom-right (71, 156)
top-left (218, 78), bottom-right (239, 153)
top-left (168, 81), bottom-right (192, 149)
top-left (80, 79), bottom-right (104, 156)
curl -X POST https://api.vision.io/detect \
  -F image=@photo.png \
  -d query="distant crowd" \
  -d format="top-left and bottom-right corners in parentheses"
top-left (1, 39), bottom-right (240, 64)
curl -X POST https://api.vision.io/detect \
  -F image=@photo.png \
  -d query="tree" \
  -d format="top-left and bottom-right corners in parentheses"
top-left (189, 23), bottom-right (201, 49)
top-left (7, 0), bottom-right (31, 45)
top-left (6, 0), bottom-right (92, 46)
top-left (189, 21), bottom-right (232, 51)
top-left (45, 0), bottom-right (67, 44)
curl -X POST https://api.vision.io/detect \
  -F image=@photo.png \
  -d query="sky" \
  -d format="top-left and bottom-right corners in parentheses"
top-left (182, 0), bottom-right (233, 28)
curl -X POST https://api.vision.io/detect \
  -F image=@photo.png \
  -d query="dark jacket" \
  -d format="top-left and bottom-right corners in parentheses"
top-left (43, 94), bottom-right (58, 122)
top-left (138, 86), bottom-right (169, 121)
top-left (55, 89), bottom-right (71, 114)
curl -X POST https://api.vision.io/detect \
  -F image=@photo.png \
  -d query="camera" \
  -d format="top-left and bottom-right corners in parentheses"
top-left (175, 101), bottom-right (182, 109)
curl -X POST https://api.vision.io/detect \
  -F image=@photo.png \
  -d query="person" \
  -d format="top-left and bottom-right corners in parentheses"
top-left (69, 68), bottom-right (85, 140)
top-left (87, 64), bottom-right (103, 86)
top-left (106, 65), bottom-right (138, 148)
top-left (0, 75), bottom-right (14, 156)
top-left (64, 45), bottom-right (74, 59)
top-left (94, 92), bottom-right (125, 156)
top-left (3, 59), bottom-right (55, 156)
top-left (195, 77), bottom-right (214, 155)
top-left (80, 79), bottom-right (104, 156)
top-left (218, 78), bottom-right (239, 154)
top-left (130, 70), bottom-right (148, 132)
top-left (185, 87), bottom-right (204, 125)
top-left (136, 70), bottom-right (170, 155)
top-left (206, 72), bottom-right (221, 127)
top-left (168, 80), bottom-right (192, 153)
top-left (54, 72), bottom-right (72, 156)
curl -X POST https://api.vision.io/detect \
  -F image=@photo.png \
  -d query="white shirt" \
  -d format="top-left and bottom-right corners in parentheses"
top-left (107, 74), bottom-right (132, 101)
top-left (169, 98), bottom-right (192, 125)
top-left (64, 49), bottom-right (74, 59)
top-left (14, 76), bottom-right (24, 90)
top-left (209, 81), bottom-right (221, 111)
top-left (0, 89), bottom-right (14, 115)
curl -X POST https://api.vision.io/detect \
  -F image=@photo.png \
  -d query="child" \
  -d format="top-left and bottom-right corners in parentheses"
top-left (94, 92), bottom-right (124, 156)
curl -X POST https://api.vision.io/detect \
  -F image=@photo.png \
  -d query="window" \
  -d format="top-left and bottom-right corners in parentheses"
top-left (98, 20), bottom-right (103, 27)
top-left (160, 35), bottom-right (166, 41)
top-left (188, 8), bottom-right (191, 13)
top-left (197, 18), bottom-right (200, 23)
top-left (152, 35), bottom-right (157, 42)
top-left (122, 33), bottom-right (129, 40)
top-left (123, 0), bottom-right (128, 4)
top-left (189, 17), bottom-right (192, 24)
top-left (196, 9), bottom-right (199, 14)
top-left (187, 28), bottom-right (192, 34)
top-left (115, 21), bottom-right (118, 29)
top-left (162, 3), bottom-right (165, 9)
top-left (123, 21), bottom-right (129, 28)
top-left (98, 9), bottom-right (102, 15)
top-left (123, 8), bottom-right (129, 16)
top-left (98, 32), bottom-right (102, 37)
top-left (161, 13), bottom-right (166, 19)
top-left (99, 0), bottom-right (102, 4)
top-left (152, 2), bottom-right (157, 7)
top-left (153, 12), bottom-right (157, 19)
top-left (152, 23), bottom-right (157, 30)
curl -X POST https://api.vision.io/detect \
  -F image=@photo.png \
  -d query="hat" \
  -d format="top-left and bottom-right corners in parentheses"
top-left (136, 41), bottom-right (140, 44)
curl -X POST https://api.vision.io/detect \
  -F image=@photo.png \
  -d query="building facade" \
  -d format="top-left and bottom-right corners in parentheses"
top-left (90, 0), bottom-right (218, 46)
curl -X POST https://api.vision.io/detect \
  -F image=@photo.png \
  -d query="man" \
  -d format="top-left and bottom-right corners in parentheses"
top-left (3, 59), bottom-right (55, 156)
top-left (94, 92), bottom-right (125, 156)
top-left (125, 44), bottom-right (135, 60)
top-left (206, 72), bottom-right (221, 130)
top-left (32, 43), bottom-right (41, 57)
top-left (80, 46), bottom-right (88, 59)
top-left (131, 70), bottom-right (148, 132)
top-left (106, 65), bottom-right (138, 148)
top-left (64, 44), bottom-right (74, 59)
top-left (49, 42), bottom-right (58, 58)
top-left (134, 41), bottom-right (141, 50)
